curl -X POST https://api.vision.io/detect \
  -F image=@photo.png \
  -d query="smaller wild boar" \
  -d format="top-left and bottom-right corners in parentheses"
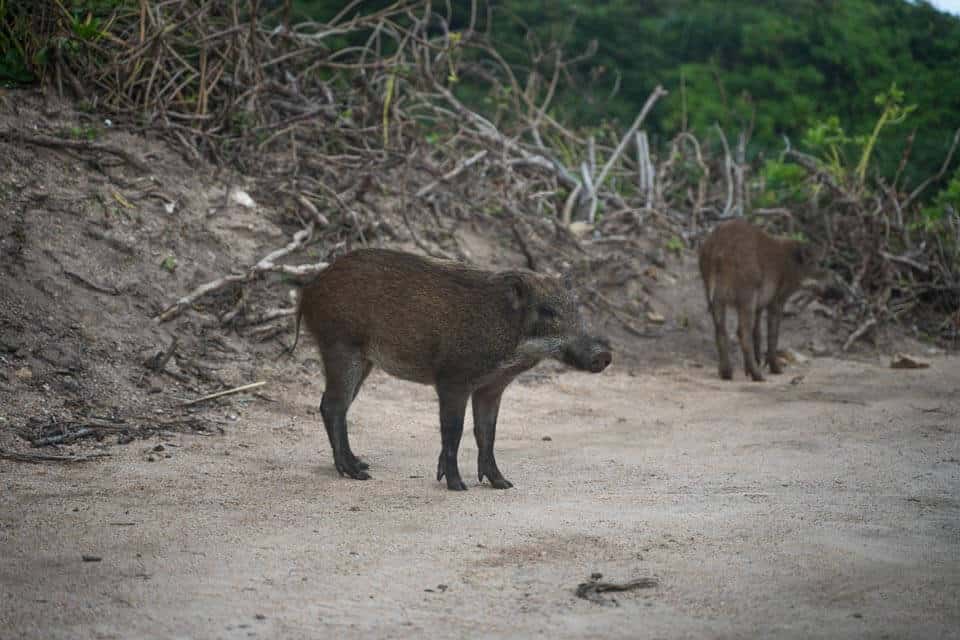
top-left (295, 249), bottom-right (612, 491)
top-left (698, 219), bottom-right (816, 381)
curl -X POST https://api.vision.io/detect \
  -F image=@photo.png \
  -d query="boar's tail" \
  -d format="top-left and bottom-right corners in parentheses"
top-left (284, 290), bottom-right (305, 357)
top-left (704, 276), bottom-right (716, 311)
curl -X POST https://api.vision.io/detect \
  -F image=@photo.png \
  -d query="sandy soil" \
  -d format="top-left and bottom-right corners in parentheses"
top-left (2, 355), bottom-right (958, 639)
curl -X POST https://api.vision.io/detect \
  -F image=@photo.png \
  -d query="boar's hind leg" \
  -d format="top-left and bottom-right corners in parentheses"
top-left (319, 346), bottom-right (371, 480)
top-left (736, 301), bottom-right (764, 382)
top-left (473, 382), bottom-right (513, 490)
top-left (766, 305), bottom-right (784, 374)
top-left (753, 309), bottom-right (764, 370)
top-left (711, 303), bottom-right (733, 380)
top-left (436, 384), bottom-right (470, 491)
top-left (343, 361), bottom-right (374, 470)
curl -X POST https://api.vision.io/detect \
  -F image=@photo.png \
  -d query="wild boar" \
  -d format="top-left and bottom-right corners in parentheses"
top-left (295, 249), bottom-right (612, 490)
top-left (699, 219), bottom-right (816, 381)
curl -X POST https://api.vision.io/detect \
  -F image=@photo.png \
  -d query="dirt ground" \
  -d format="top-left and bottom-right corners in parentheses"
top-left (2, 353), bottom-right (958, 639)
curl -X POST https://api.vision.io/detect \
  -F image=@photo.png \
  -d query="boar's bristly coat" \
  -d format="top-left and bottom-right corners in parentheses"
top-left (699, 219), bottom-right (817, 381)
top-left (296, 249), bottom-right (612, 491)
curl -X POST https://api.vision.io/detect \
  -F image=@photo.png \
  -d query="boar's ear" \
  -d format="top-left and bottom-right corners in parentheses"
top-left (500, 273), bottom-right (529, 312)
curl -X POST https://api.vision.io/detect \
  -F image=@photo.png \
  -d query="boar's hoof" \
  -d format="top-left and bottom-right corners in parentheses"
top-left (349, 454), bottom-right (370, 471)
top-left (589, 350), bottom-right (613, 373)
top-left (487, 477), bottom-right (513, 490)
top-left (478, 460), bottom-right (513, 489)
top-left (335, 457), bottom-right (371, 480)
top-left (768, 361), bottom-right (784, 375)
top-left (437, 458), bottom-right (468, 491)
top-left (719, 366), bottom-right (733, 380)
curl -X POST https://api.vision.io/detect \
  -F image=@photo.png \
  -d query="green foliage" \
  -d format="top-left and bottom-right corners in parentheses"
top-left (758, 159), bottom-right (808, 206)
top-left (160, 256), bottom-right (177, 273)
top-left (59, 124), bottom-right (99, 140)
top-left (802, 83), bottom-right (917, 192)
top-left (479, 0), bottom-right (960, 190)
top-left (855, 83), bottom-right (916, 182)
top-left (665, 236), bottom-right (684, 254)
top-left (803, 116), bottom-right (852, 178)
top-left (0, 1), bottom-right (134, 85)
top-left (919, 168), bottom-right (960, 232)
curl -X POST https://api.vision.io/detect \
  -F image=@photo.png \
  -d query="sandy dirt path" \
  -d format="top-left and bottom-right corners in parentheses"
top-left (2, 356), bottom-right (958, 639)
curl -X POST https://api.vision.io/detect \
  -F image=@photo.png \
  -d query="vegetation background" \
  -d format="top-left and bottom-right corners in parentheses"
top-left (1, 0), bottom-right (959, 337)
top-left (284, 0), bottom-right (960, 206)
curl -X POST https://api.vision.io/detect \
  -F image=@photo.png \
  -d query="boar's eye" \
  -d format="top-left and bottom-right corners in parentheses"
top-left (538, 305), bottom-right (558, 319)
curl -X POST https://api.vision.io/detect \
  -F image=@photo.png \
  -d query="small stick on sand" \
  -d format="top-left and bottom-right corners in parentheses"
top-left (182, 381), bottom-right (267, 406)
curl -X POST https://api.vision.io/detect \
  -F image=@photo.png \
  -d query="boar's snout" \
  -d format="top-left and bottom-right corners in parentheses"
top-left (562, 336), bottom-right (612, 373)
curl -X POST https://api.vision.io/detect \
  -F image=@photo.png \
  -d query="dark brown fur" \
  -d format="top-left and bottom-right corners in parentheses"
top-left (699, 219), bottom-right (816, 381)
top-left (296, 249), bottom-right (611, 490)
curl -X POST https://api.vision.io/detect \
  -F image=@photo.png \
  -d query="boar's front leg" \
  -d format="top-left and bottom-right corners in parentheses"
top-left (436, 383), bottom-right (470, 491)
top-left (473, 381), bottom-right (513, 490)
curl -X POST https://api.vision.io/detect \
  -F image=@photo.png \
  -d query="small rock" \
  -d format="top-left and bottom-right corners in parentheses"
top-left (436, 584), bottom-right (448, 592)
top-left (146, 455), bottom-right (156, 462)
top-left (254, 614), bottom-right (266, 621)
top-left (645, 249), bottom-right (667, 269)
top-left (809, 340), bottom-right (830, 357)
top-left (153, 444), bottom-right (165, 452)
top-left (541, 436), bottom-right (552, 442)
top-left (646, 311), bottom-right (665, 324)
top-left (778, 348), bottom-right (809, 364)
top-left (81, 555), bottom-right (102, 562)
top-left (15, 367), bottom-right (32, 380)
top-left (890, 353), bottom-right (930, 370)
top-left (568, 221), bottom-right (594, 237)
top-left (229, 188), bottom-right (256, 209)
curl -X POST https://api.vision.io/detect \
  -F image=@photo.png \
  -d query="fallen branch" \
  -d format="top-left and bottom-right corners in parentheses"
top-left (156, 223), bottom-right (323, 322)
top-left (0, 130), bottom-right (151, 173)
top-left (31, 428), bottom-right (96, 447)
top-left (510, 220), bottom-right (538, 271)
top-left (146, 336), bottom-right (179, 372)
top-left (63, 270), bottom-right (121, 296)
top-left (576, 574), bottom-right (659, 605)
top-left (429, 81), bottom-right (580, 191)
top-left (593, 86), bottom-right (667, 192)
top-left (880, 250), bottom-right (930, 274)
top-left (0, 448), bottom-right (110, 463)
top-left (901, 127), bottom-right (960, 211)
top-left (843, 316), bottom-right (878, 352)
top-left (182, 381), bottom-right (267, 406)
top-left (416, 150), bottom-right (488, 198)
